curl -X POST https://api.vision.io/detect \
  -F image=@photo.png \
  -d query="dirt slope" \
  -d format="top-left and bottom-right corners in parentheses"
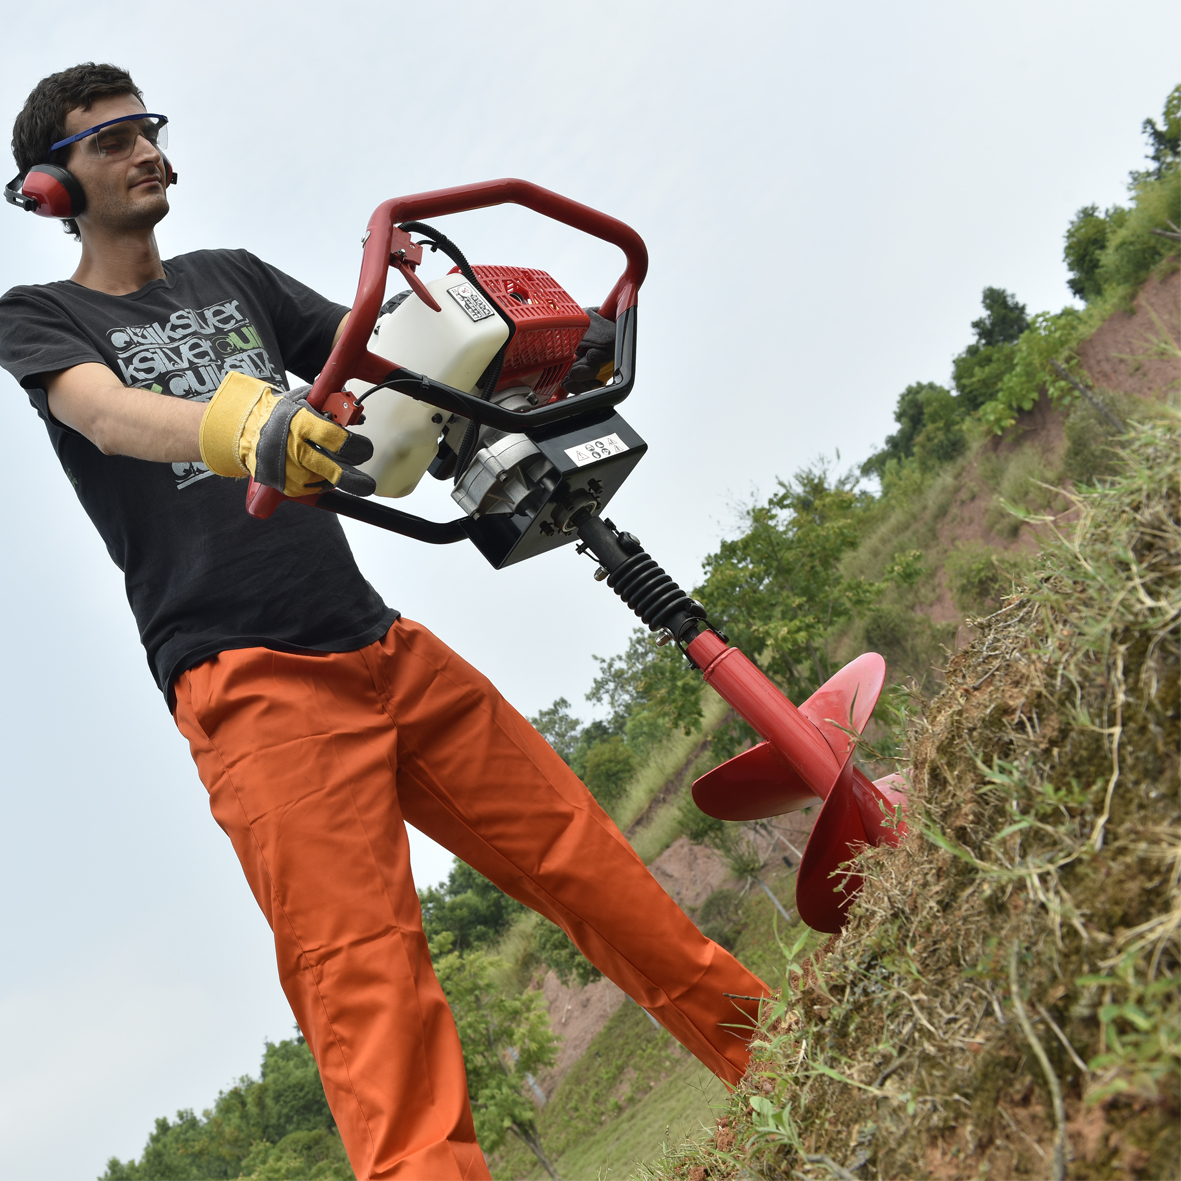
top-left (1078, 268), bottom-right (1180, 399)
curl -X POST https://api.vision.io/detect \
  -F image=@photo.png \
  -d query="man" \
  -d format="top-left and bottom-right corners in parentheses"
top-left (0, 63), bottom-right (769, 1180)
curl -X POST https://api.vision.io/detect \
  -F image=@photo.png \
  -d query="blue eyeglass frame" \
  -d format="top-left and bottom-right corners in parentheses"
top-left (50, 113), bottom-right (168, 153)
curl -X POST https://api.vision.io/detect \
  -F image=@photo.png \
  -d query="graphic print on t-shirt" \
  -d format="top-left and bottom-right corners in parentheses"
top-left (107, 299), bottom-right (286, 490)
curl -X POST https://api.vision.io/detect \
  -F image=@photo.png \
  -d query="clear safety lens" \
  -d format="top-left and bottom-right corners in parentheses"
top-left (76, 117), bottom-right (168, 160)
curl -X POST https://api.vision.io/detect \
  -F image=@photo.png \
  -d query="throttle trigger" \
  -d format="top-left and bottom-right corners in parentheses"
top-left (389, 226), bottom-right (442, 312)
top-left (321, 389), bottom-right (365, 427)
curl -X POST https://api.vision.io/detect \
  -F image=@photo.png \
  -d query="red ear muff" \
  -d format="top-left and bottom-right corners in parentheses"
top-left (17, 164), bottom-right (86, 219)
top-left (160, 152), bottom-right (178, 187)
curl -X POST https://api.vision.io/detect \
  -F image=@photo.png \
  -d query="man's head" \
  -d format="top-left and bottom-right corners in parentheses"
top-left (12, 63), bottom-right (169, 240)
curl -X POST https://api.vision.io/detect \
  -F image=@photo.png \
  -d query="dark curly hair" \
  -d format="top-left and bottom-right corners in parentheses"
top-left (11, 62), bottom-right (144, 239)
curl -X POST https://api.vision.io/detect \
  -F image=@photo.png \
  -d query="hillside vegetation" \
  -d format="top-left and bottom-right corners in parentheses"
top-left (648, 412), bottom-right (1179, 1181)
top-left (102, 88), bottom-right (1179, 1181)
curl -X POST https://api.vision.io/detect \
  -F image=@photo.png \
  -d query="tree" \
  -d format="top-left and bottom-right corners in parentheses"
top-left (432, 937), bottom-right (562, 1180)
top-left (968, 285), bottom-right (1031, 348)
top-left (952, 287), bottom-right (1030, 412)
top-left (697, 462), bottom-right (881, 703)
top-left (418, 859), bottom-right (527, 953)
top-left (860, 381), bottom-right (962, 478)
top-left (101, 1035), bottom-right (351, 1180)
top-left (1064, 203), bottom-right (1129, 302)
top-left (528, 697), bottom-right (583, 764)
top-left (1132, 83), bottom-right (1181, 183)
top-left (588, 627), bottom-right (704, 740)
top-left (533, 918), bottom-right (602, 986)
top-left (573, 463), bottom-right (921, 757)
top-left (582, 735), bottom-right (637, 807)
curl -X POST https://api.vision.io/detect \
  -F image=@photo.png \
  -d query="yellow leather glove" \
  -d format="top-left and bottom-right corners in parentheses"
top-left (199, 373), bottom-right (375, 498)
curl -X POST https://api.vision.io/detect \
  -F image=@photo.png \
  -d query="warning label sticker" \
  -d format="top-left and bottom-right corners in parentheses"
top-left (564, 434), bottom-right (630, 467)
top-left (447, 282), bottom-right (496, 322)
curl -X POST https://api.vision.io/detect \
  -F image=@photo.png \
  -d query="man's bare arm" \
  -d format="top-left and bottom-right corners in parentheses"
top-left (46, 363), bottom-right (205, 461)
top-left (45, 315), bottom-right (350, 463)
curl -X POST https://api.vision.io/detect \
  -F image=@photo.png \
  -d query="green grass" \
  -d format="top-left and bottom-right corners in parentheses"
top-left (609, 689), bottom-right (731, 833)
top-left (551, 1057), bottom-right (725, 1181)
top-left (489, 1000), bottom-right (727, 1180)
top-left (627, 794), bottom-right (693, 865)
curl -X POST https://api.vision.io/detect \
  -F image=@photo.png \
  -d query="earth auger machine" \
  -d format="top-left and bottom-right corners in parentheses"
top-left (244, 179), bottom-right (907, 935)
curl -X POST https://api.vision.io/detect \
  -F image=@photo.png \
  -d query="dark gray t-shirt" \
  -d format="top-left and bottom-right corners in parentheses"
top-left (0, 248), bottom-right (396, 697)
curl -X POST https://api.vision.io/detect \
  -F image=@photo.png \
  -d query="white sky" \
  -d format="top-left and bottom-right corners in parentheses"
top-left (0, 2), bottom-right (1174, 1176)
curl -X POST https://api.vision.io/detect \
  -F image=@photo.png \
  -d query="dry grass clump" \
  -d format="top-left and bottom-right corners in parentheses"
top-left (641, 414), bottom-right (1180, 1181)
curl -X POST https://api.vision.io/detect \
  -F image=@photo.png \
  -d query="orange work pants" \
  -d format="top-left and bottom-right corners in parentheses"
top-left (173, 618), bottom-right (768, 1180)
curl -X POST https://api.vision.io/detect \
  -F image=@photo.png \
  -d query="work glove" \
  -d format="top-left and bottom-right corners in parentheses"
top-left (562, 306), bottom-right (617, 394)
top-left (199, 372), bottom-right (376, 498)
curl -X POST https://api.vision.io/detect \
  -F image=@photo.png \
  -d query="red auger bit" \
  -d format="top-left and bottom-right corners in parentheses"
top-left (572, 517), bottom-right (908, 936)
top-left (686, 632), bottom-right (907, 934)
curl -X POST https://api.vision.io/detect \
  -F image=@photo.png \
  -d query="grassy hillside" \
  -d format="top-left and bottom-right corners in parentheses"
top-left (644, 412), bottom-right (1180, 1181)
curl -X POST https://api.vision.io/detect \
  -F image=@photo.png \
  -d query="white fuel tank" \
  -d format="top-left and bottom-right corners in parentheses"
top-left (347, 273), bottom-right (509, 498)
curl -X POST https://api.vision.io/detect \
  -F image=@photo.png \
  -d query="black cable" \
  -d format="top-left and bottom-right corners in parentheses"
top-left (397, 221), bottom-right (517, 483)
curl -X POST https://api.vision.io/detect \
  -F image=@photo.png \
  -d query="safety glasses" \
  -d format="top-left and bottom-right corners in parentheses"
top-left (50, 114), bottom-right (168, 160)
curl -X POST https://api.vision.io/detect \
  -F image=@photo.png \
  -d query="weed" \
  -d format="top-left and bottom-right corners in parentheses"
top-left (945, 543), bottom-right (1032, 614)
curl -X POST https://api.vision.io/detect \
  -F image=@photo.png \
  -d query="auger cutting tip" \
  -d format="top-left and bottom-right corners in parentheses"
top-left (683, 633), bottom-right (906, 933)
top-left (794, 764), bottom-right (907, 933)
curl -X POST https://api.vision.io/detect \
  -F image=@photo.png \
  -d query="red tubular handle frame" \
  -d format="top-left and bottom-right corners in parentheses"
top-left (246, 179), bottom-right (649, 519)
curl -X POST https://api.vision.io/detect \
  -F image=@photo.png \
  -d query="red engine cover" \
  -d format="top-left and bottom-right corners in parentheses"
top-left (452, 265), bottom-right (590, 404)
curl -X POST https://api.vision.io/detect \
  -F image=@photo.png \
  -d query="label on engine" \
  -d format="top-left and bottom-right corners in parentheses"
top-left (565, 434), bottom-right (629, 467)
top-left (447, 282), bottom-right (496, 322)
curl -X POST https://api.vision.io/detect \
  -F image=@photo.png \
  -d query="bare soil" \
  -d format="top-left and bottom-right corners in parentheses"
top-left (921, 391), bottom-right (1071, 647)
top-left (1078, 268), bottom-right (1180, 399)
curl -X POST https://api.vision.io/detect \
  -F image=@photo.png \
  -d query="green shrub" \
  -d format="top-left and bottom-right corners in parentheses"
top-left (532, 917), bottom-right (602, 986)
top-left (1063, 395), bottom-right (1136, 485)
top-left (583, 736), bottom-right (637, 807)
top-left (696, 888), bottom-right (745, 951)
top-left (978, 307), bottom-right (1087, 434)
top-left (944, 543), bottom-right (1030, 614)
top-left (860, 604), bottom-right (952, 684)
top-left (1096, 167), bottom-right (1181, 302)
top-left (676, 785), bottom-right (726, 846)
top-left (996, 444), bottom-right (1061, 513)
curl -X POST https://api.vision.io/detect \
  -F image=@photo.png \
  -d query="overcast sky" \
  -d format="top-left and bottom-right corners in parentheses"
top-left (0, 2), bottom-right (1175, 1176)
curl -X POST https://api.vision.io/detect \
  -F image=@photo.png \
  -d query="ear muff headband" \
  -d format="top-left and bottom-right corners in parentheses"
top-left (3, 152), bottom-right (176, 219)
